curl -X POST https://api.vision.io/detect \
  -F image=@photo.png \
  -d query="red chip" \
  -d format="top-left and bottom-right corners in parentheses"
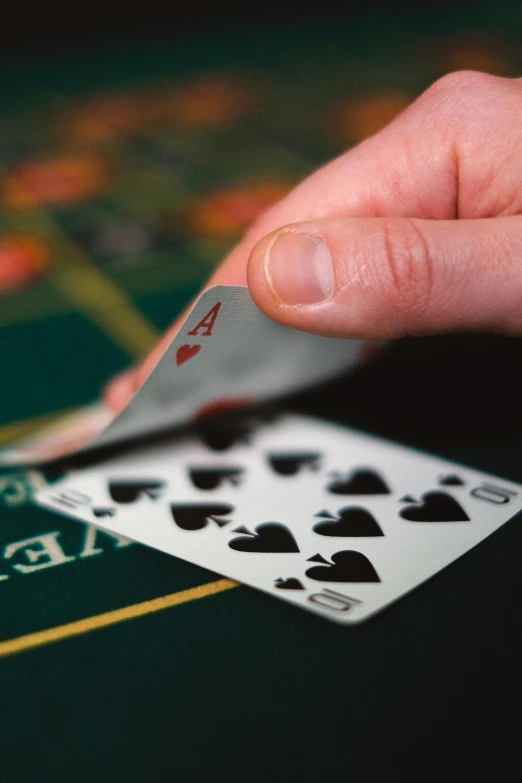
top-left (0, 235), bottom-right (49, 293)
top-left (194, 397), bottom-right (253, 421)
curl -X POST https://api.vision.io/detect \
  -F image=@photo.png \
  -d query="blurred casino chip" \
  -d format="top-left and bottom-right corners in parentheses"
top-left (67, 77), bottom-right (254, 141)
top-left (0, 235), bottom-right (50, 293)
top-left (334, 91), bottom-right (413, 144)
top-left (2, 156), bottom-right (108, 209)
top-left (184, 182), bottom-right (291, 238)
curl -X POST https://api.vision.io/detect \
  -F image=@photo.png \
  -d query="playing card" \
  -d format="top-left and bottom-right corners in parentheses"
top-left (89, 287), bottom-right (364, 449)
top-left (0, 286), bottom-right (365, 465)
top-left (35, 413), bottom-right (522, 623)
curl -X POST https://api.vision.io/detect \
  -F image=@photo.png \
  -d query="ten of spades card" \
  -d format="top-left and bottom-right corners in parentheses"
top-left (35, 414), bottom-right (522, 624)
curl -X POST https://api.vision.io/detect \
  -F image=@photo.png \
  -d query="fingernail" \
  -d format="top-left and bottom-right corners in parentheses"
top-left (264, 232), bottom-right (334, 305)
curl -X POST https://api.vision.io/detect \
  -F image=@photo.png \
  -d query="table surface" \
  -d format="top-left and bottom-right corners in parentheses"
top-left (2, 6), bottom-right (522, 781)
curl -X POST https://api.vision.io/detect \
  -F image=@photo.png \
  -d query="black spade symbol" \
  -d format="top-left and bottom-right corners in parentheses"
top-left (439, 474), bottom-right (465, 487)
top-left (267, 452), bottom-right (321, 476)
top-left (306, 550), bottom-right (381, 582)
top-left (327, 469), bottom-right (390, 495)
top-left (198, 420), bottom-right (252, 451)
top-left (313, 507), bottom-right (384, 537)
top-left (109, 479), bottom-right (164, 504)
top-left (274, 578), bottom-right (305, 590)
top-left (189, 466), bottom-right (243, 490)
top-left (229, 522), bottom-right (300, 553)
top-left (41, 466), bottom-right (67, 484)
top-left (399, 491), bottom-right (470, 522)
top-left (93, 507), bottom-right (116, 518)
top-left (170, 503), bottom-right (234, 531)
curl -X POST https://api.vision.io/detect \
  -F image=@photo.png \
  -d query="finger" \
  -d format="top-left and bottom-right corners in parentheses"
top-left (247, 214), bottom-right (522, 338)
top-left (104, 370), bottom-right (136, 415)
top-left (105, 71), bottom-right (521, 409)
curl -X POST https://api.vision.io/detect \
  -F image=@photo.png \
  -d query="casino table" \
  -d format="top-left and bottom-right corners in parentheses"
top-left (2, 5), bottom-right (522, 780)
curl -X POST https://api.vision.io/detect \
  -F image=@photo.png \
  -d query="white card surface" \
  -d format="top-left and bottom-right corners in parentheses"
top-left (0, 286), bottom-right (364, 465)
top-left (35, 414), bottom-right (522, 623)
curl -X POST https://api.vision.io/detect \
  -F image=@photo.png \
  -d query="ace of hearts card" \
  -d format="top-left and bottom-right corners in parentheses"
top-left (0, 286), bottom-right (365, 465)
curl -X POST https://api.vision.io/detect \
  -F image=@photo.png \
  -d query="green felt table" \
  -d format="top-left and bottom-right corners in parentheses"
top-left (2, 7), bottom-right (522, 781)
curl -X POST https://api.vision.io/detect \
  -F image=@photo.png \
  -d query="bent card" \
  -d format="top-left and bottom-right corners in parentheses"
top-left (0, 286), bottom-right (365, 465)
top-left (35, 414), bottom-right (522, 623)
top-left (89, 286), bottom-right (364, 451)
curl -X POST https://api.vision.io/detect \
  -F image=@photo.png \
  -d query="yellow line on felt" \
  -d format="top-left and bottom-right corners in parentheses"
top-left (0, 406), bottom-right (81, 446)
top-left (0, 578), bottom-right (238, 658)
top-left (52, 266), bottom-right (159, 358)
top-left (35, 210), bottom-right (159, 359)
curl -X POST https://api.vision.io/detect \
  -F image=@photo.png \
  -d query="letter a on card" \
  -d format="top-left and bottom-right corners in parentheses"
top-left (188, 302), bottom-right (222, 336)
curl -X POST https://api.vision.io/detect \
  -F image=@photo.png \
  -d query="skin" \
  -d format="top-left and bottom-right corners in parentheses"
top-left (106, 70), bottom-right (522, 413)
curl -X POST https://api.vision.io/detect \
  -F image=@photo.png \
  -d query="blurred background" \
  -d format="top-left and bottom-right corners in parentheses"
top-left (1, 0), bottom-right (489, 54)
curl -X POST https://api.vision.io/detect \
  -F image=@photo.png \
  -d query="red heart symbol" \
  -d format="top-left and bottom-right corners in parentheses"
top-left (176, 344), bottom-right (201, 366)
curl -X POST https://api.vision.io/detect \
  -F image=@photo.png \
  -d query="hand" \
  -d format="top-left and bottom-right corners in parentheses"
top-left (106, 70), bottom-right (522, 412)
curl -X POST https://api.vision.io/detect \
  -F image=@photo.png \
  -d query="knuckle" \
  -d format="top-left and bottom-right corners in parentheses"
top-left (419, 70), bottom-right (510, 125)
top-left (426, 69), bottom-right (500, 101)
top-left (377, 219), bottom-right (435, 320)
top-left (403, 71), bottom-right (512, 146)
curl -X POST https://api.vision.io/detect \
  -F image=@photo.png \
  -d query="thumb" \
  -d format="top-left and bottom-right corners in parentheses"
top-left (247, 215), bottom-right (522, 338)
